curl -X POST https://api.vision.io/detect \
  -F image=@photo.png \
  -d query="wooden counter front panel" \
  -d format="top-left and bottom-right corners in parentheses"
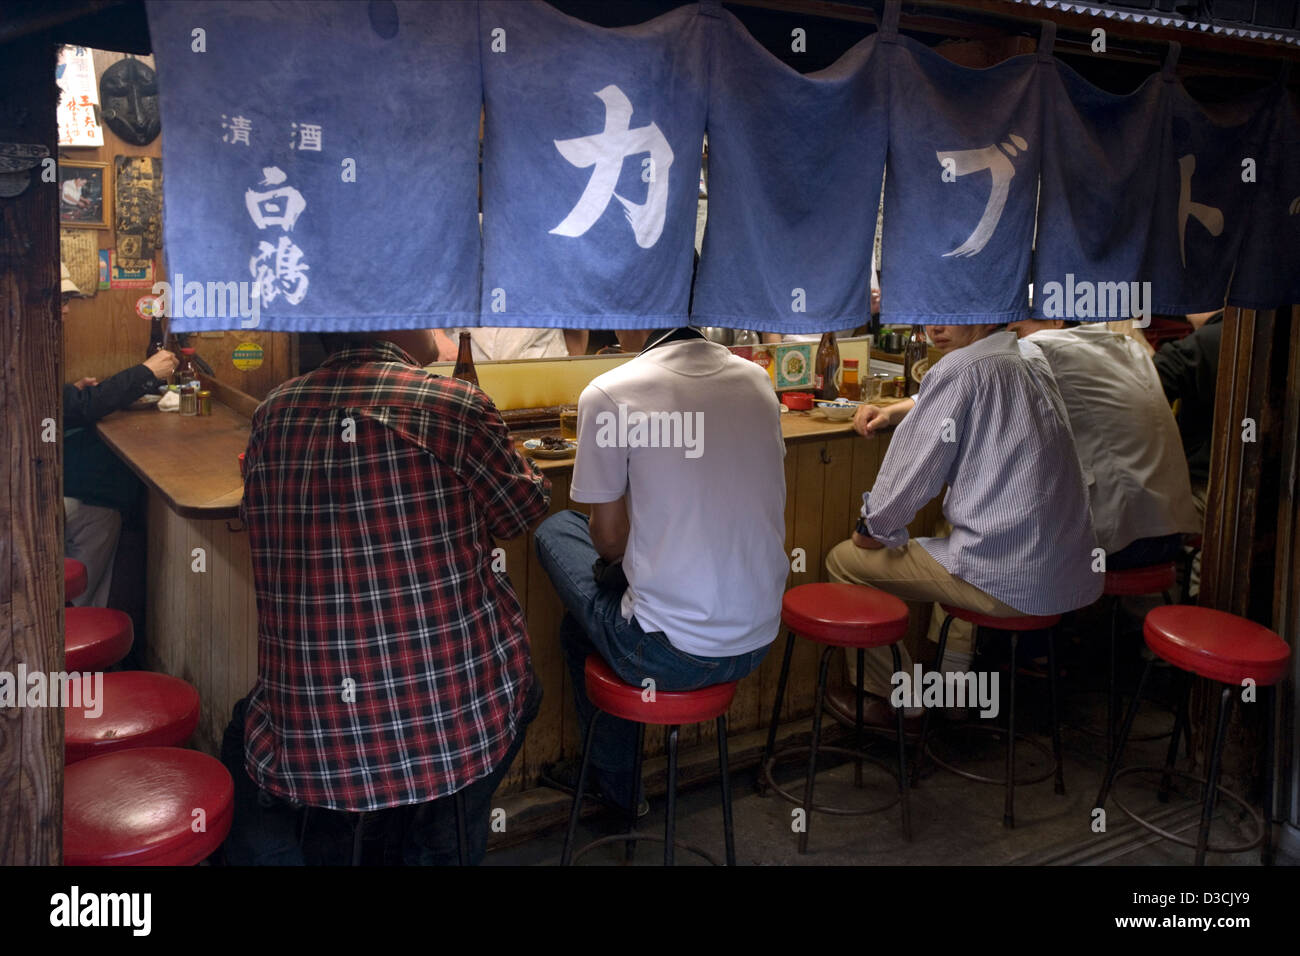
top-left (146, 431), bottom-right (938, 791)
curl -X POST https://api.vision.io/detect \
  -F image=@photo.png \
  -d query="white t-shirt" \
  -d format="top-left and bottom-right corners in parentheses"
top-left (1021, 326), bottom-right (1201, 553)
top-left (468, 327), bottom-right (567, 362)
top-left (571, 338), bottom-right (788, 658)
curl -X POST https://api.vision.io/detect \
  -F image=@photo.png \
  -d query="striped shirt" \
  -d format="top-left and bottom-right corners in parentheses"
top-left (239, 341), bottom-right (550, 811)
top-left (860, 330), bottom-right (1102, 615)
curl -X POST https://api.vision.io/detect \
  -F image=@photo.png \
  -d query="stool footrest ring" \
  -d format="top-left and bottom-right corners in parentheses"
top-left (762, 745), bottom-right (901, 817)
top-left (1110, 766), bottom-right (1264, 855)
top-left (568, 832), bottom-right (724, 866)
top-left (925, 723), bottom-right (1059, 787)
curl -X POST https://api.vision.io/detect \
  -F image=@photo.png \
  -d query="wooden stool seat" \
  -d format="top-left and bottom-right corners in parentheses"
top-left (63, 747), bottom-right (234, 866)
top-left (65, 671), bottom-right (200, 764)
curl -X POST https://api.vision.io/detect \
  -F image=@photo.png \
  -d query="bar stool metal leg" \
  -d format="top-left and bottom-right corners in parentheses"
top-left (911, 613), bottom-right (953, 787)
top-left (625, 722), bottom-right (646, 862)
top-left (1263, 686), bottom-right (1276, 865)
top-left (454, 790), bottom-right (469, 866)
top-left (890, 643), bottom-right (912, 841)
top-left (664, 725), bottom-right (680, 866)
top-left (1004, 632), bottom-right (1018, 828)
top-left (716, 715), bottom-right (736, 865)
top-left (1095, 659), bottom-right (1154, 811)
top-left (1158, 671), bottom-right (1191, 803)
top-left (351, 810), bottom-right (367, 866)
top-left (562, 710), bottom-right (602, 865)
top-left (798, 646), bottom-right (835, 854)
top-left (1107, 597), bottom-right (1120, 762)
top-left (1047, 627), bottom-right (1065, 796)
top-left (1195, 687), bottom-right (1233, 866)
top-left (759, 630), bottom-right (798, 794)
top-left (854, 648), bottom-right (865, 788)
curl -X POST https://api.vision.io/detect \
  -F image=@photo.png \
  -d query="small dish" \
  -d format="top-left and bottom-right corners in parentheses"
top-left (815, 401), bottom-right (856, 422)
top-left (523, 438), bottom-right (577, 459)
top-left (129, 393), bottom-right (162, 409)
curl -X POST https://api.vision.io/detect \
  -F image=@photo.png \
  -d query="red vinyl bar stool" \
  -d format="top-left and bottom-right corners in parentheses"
top-left (759, 583), bottom-right (911, 852)
top-left (64, 747), bottom-right (234, 866)
top-left (1095, 605), bottom-right (1291, 865)
top-left (64, 671), bottom-right (200, 764)
top-left (65, 606), bottom-right (133, 672)
top-left (1083, 563), bottom-right (1183, 762)
top-left (913, 605), bottom-right (1064, 828)
top-left (562, 655), bottom-right (739, 866)
top-left (64, 558), bottom-right (88, 604)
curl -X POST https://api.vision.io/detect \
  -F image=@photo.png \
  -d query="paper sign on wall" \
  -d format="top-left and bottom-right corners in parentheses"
top-left (56, 46), bottom-right (104, 147)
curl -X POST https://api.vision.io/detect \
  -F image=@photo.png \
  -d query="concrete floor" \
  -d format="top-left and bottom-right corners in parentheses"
top-left (487, 643), bottom-right (1264, 867)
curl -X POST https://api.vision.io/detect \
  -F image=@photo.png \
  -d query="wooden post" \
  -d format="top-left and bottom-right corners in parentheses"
top-left (1198, 308), bottom-right (1294, 790)
top-left (0, 37), bottom-right (63, 866)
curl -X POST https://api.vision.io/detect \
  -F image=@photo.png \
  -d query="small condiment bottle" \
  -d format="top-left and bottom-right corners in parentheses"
top-left (197, 389), bottom-right (212, 416)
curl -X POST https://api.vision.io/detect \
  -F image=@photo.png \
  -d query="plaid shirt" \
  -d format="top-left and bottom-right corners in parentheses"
top-left (239, 341), bottom-right (550, 811)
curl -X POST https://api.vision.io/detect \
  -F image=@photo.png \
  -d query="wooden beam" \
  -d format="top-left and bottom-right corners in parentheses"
top-left (0, 37), bottom-right (63, 866)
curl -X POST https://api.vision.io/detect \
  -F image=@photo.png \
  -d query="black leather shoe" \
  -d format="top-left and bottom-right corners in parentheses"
top-left (824, 685), bottom-right (923, 736)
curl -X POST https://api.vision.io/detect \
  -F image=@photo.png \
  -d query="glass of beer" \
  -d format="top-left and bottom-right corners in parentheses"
top-left (560, 405), bottom-right (579, 441)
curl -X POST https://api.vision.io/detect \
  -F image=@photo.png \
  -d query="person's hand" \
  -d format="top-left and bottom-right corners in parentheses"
top-left (72, 377), bottom-right (99, 390)
top-left (144, 349), bottom-right (178, 380)
top-left (853, 403), bottom-right (888, 437)
top-left (870, 287), bottom-right (881, 316)
top-left (852, 530), bottom-right (885, 550)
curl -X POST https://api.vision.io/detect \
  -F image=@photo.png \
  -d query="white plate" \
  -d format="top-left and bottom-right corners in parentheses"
top-left (523, 438), bottom-right (577, 459)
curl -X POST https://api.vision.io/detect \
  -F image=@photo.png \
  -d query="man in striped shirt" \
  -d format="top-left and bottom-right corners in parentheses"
top-left (828, 324), bottom-right (1101, 727)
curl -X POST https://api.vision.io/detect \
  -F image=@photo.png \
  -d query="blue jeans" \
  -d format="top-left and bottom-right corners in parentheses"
top-left (1108, 533), bottom-right (1186, 571)
top-left (534, 510), bottom-right (768, 809)
top-left (221, 674), bottom-right (540, 865)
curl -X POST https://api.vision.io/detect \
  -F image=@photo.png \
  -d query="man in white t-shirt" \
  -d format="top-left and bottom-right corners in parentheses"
top-left (534, 327), bottom-right (788, 812)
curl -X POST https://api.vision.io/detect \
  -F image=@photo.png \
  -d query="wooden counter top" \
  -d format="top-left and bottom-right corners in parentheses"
top-left (96, 401), bottom-right (248, 520)
top-left (99, 401), bottom-right (866, 518)
top-left (514, 410), bottom-right (860, 473)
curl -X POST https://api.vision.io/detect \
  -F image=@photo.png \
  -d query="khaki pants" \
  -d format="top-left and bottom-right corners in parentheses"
top-left (826, 536), bottom-right (1020, 700)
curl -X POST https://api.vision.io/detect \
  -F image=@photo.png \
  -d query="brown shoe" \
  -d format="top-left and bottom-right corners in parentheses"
top-left (824, 685), bottom-right (922, 736)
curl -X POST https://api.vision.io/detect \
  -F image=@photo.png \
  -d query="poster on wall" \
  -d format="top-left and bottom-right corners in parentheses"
top-left (59, 229), bottom-right (100, 297)
top-left (56, 45), bottom-right (104, 147)
top-left (109, 251), bottom-right (155, 288)
top-left (114, 155), bottom-right (163, 268)
top-left (98, 249), bottom-right (111, 289)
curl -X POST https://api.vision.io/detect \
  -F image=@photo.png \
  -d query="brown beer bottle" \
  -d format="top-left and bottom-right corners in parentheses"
top-left (146, 312), bottom-right (166, 358)
top-left (452, 331), bottom-right (479, 387)
top-left (815, 331), bottom-right (840, 401)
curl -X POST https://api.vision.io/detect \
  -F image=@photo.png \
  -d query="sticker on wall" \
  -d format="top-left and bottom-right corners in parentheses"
top-left (97, 249), bottom-right (110, 290)
top-left (135, 294), bottom-right (161, 321)
top-left (108, 251), bottom-right (154, 288)
top-left (775, 342), bottom-right (814, 390)
top-left (232, 342), bottom-right (264, 371)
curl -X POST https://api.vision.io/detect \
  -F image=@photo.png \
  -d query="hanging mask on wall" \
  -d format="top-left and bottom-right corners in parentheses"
top-left (99, 58), bottom-right (161, 146)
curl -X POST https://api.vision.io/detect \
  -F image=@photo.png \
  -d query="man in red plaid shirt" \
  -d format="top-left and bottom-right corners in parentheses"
top-left (229, 329), bottom-right (549, 865)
